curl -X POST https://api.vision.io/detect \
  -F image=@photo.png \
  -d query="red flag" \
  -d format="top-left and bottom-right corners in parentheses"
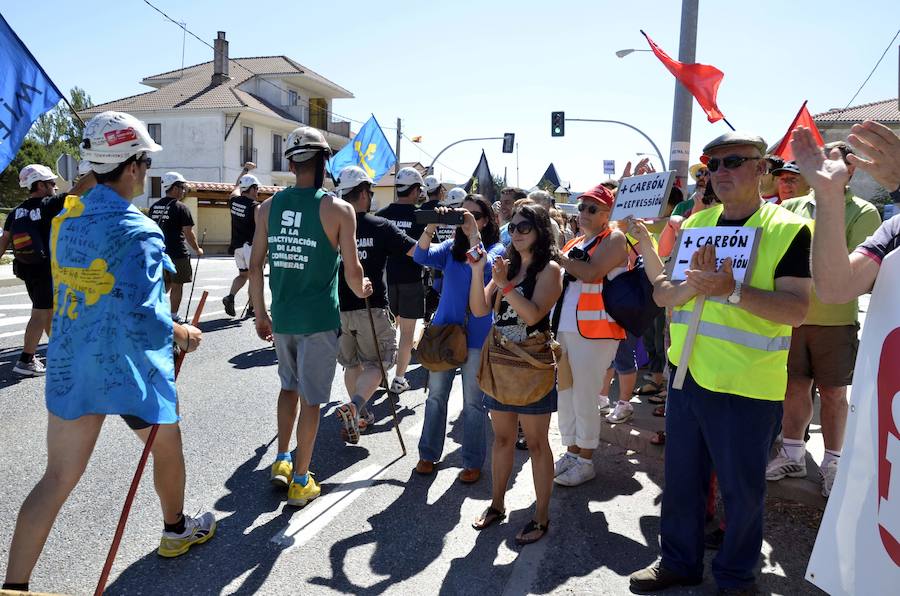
top-left (773, 101), bottom-right (824, 161)
top-left (643, 31), bottom-right (725, 123)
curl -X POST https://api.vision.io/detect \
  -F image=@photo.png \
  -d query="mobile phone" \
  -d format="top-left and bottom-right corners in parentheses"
top-left (414, 209), bottom-right (465, 226)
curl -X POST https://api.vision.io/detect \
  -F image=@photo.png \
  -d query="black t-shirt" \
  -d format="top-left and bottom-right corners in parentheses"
top-left (148, 198), bottom-right (194, 258)
top-left (857, 213), bottom-right (900, 263)
top-left (3, 192), bottom-right (66, 277)
top-left (229, 194), bottom-right (257, 252)
top-left (718, 213), bottom-right (811, 279)
top-left (376, 202), bottom-right (426, 284)
top-left (339, 212), bottom-right (416, 311)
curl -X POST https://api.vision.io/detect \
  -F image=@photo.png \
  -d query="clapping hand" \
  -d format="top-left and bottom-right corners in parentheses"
top-left (684, 245), bottom-right (735, 297)
top-left (791, 127), bottom-right (850, 197)
top-left (626, 217), bottom-right (652, 244)
top-left (846, 120), bottom-right (900, 191)
top-left (491, 256), bottom-right (511, 288)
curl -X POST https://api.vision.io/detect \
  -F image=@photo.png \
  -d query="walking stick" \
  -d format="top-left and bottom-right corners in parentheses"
top-left (183, 228), bottom-right (207, 320)
top-left (365, 297), bottom-right (406, 456)
top-left (94, 291), bottom-right (208, 596)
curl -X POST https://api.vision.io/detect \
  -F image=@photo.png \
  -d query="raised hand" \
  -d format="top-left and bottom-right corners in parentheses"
top-left (846, 120), bottom-right (900, 191)
top-left (791, 127), bottom-right (850, 196)
top-left (491, 256), bottom-right (511, 288)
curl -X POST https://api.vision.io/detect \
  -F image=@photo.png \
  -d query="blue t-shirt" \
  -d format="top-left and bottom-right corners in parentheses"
top-left (414, 240), bottom-right (505, 349)
top-left (46, 184), bottom-right (179, 424)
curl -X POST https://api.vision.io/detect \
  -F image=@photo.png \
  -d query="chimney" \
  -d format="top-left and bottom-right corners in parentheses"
top-left (212, 31), bottom-right (229, 85)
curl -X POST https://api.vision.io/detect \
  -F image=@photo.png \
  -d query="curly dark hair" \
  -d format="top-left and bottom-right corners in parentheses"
top-left (506, 203), bottom-right (559, 281)
top-left (451, 194), bottom-right (500, 262)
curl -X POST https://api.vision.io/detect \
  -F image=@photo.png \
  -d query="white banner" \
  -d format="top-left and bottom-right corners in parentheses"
top-left (610, 170), bottom-right (674, 221)
top-left (806, 249), bottom-right (900, 594)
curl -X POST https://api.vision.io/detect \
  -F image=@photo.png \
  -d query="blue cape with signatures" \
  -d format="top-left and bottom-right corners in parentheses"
top-left (45, 184), bottom-right (179, 424)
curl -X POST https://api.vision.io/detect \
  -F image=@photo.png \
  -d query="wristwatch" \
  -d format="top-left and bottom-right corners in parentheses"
top-left (727, 280), bottom-right (743, 304)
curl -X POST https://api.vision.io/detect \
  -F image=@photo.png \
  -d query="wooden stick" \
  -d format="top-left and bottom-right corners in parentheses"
top-left (672, 295), bottom-right (705, 390)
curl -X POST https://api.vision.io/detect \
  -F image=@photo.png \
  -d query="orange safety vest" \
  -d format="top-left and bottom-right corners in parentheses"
top-left (562, 231), bottom-right (626, 340)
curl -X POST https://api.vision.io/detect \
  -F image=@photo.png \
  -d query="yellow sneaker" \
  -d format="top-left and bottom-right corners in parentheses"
top-left (157, 512), bottom-right (216, 558)
top-left (287, 474), bottom-right (321, 507)
top-left (270, 459), bottom-right (293, 488)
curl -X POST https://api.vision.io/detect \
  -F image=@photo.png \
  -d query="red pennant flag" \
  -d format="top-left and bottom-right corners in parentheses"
top-left (642, 31), bottom-right (725, 123)
top-left (773, 101), bottom-right (824, 161)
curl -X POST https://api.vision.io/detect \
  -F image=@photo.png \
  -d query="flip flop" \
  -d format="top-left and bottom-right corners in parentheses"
top-left (650, 430), bottom-right (666, 445)
top-left (648, 392), bottom-right (668, 404)
top-left (652, 404), bottom-right (666, 417)
top-left (472, 506), bottom-right (506, 530)
top-left (635, 381), bottom-right (664, 396)
top-left (515, 519), bottom-right (550, 545)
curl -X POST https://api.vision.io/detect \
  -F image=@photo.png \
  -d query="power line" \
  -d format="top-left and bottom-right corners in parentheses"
top-left (841, 27), bottom-right (900, 110)
top-left (400, 133), bottom-right (468, 178)
top-left (142, 0), bottom-right (367, 127)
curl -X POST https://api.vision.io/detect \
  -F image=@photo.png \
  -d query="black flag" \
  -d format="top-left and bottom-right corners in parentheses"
top-left (463, 150), bottom-right (495, 203)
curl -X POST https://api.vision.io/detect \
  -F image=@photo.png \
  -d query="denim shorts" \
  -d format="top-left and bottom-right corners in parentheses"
top-left (612, 331), bottom-right (640, 374)
top-left (483, 387), bottom-right (558, 415)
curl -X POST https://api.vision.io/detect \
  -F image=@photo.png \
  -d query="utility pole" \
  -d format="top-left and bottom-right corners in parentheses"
top-left (516, 142), bottom-right (520, 187)
top-left (669, 0), bottom-right (699, 190)
top-left (394, 117), bottom-right (401, 202)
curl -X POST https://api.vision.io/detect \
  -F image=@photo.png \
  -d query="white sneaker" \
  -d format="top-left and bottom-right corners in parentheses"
top-left (554, 452), bottom-right (578, 477)
top-left (13, 358), bottom-right (45, 376)
top-left (821, 460), bottom-right (839, 497)
top-left (554, 459), bottom-right (596, 486)
top-left (765, 448), bottom-right (807, 481)
top-left (606, 401), bottom-right (634, 424)
top-left (157, 512), bottom-right (216, 557)
top-left (598, 395), bottom-right (612, 415)
top-left (390, 377), bottom-right (410, 394)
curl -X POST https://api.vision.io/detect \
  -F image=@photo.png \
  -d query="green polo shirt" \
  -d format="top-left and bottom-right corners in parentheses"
top-left (781, 189), bottom-right (881, 326)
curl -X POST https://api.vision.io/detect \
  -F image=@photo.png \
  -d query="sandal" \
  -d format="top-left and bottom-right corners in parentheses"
top-left (648, 391), bottom-right (668, 404)
top-left (515, 519), bottom-right (550, 545)
top-left (652, 405), bottom-right (666, 417)
top-left (472, 506), bottom-right (506, 530)
top-left (650, 430), bottom-right (666, 445)
top-left (635, 381), bottom-right (664, 396)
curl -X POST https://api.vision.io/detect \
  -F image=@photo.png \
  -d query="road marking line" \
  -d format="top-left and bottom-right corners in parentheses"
top-left (0, 291), bottom-right (28, 298)
top-left (0, 315), bottom-right (31, 328)
top-left (271, 463), bottom-right (388, 550)
top-left (0, 329), bottom-right (25, 339)
top-left (0, 304), bottom-right (35, 310)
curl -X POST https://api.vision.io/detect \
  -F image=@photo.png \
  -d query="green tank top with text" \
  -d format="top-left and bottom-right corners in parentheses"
top-left (267, 187), bottom-right (340, 334)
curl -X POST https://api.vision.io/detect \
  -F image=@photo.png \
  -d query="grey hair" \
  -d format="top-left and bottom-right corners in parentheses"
top-left (527, 190), bottom-right (554, 208)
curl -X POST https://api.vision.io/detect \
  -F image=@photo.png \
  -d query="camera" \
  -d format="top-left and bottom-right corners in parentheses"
top-left (564, 246), bottom-right (590, 281)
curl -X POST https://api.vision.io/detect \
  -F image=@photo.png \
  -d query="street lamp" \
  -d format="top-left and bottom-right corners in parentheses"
top-left (615, 49), bottom-right (652, 58)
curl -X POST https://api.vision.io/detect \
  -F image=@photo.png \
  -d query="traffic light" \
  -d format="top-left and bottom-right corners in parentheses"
top-left (502, 133), bottom-right (515, 153)
top-left (551, 111), bottom-right (565, 137)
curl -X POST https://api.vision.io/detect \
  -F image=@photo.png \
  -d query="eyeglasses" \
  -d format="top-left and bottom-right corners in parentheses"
top-left (695, 169), bottom-right (709, 177)
top-left (136, 156), bottom-right (152, 168)
top-left (508, 220), bottom-right (534, 235)
top-left (577, 202), bottom-right (605, 215)
top-left (706, 155), bottom-right (760, 172)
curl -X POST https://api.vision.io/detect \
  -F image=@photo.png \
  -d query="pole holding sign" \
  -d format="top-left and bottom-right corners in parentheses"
top-left (610, 170), bottom-right (675, 221)
top-left (666, 225), bottom-right (761, 389)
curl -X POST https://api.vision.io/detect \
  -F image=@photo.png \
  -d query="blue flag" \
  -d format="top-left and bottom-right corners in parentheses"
top-left (328, 115), bottom-right (396, 182)
top-left (0, 14), bottom-right (64, 172)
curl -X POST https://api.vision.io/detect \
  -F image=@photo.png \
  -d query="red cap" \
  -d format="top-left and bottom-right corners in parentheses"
top-left (579, 184), bottom-right (615, 207)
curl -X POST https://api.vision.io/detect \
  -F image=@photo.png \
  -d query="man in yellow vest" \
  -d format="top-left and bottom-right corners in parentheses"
top-left (630, 132), bottom-right (812, 593)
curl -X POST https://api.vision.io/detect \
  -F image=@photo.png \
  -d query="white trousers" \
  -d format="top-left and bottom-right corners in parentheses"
top-left (557, 331), bottom-right (620, 449)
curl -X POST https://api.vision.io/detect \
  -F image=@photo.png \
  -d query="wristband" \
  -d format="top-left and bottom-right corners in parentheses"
top-left (502, 283), bottom-right (516, 296)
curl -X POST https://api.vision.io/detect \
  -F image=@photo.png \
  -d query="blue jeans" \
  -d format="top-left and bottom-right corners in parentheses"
top-left (660, 368), bottom-right (782, 589)
top-left (418, 348), bottom-right (487, 469)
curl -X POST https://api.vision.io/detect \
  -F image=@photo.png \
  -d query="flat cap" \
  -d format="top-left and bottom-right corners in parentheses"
top-left (702, 131), bottom-right (768, 156)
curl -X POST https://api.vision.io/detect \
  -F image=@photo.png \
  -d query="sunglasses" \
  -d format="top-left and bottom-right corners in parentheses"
top-left (577, 202), bottom-right (605, 215)
top-left (706, 155), bottom-right (760, 172)
top-left (508, 220), bottom-right (534, 235)
top-left (695, 169), bottom-right (709, 177)
top-left (136, 156), bottom-right (153, 168)
top-left (471, 211), bottom-right (486, 221)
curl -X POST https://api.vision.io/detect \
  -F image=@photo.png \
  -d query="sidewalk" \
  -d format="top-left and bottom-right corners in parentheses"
top-left (0, 263), bottom-right (22, 288)
top-left (604, 374), bottom-right (828, 511)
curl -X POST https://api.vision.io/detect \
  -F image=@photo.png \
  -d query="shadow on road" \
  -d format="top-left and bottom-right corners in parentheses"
top-left (0, 345), bottom-right (45, 389)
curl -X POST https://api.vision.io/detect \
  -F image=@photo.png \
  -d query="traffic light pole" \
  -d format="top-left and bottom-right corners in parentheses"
top-left (565, 118), bottom-right (667, 172)
top-left (427, 137), bottom-right (503, 175)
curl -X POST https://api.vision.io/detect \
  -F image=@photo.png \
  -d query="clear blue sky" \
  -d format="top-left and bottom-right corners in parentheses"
top-left (3, 0), bottom-right (898, 190)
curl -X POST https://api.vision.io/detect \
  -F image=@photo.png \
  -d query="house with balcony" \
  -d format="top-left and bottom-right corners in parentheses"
top-left (79, 32), bottom-right (354, 210)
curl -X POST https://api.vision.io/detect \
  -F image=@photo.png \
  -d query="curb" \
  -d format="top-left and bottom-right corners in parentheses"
top-left (599, 419), bottom-right (826, 511)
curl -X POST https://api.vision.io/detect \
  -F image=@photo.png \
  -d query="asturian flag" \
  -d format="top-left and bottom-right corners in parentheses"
top-left (327, 115), bottom-right (396, 182)
top-left (0, 14), bottom-right (64, 172)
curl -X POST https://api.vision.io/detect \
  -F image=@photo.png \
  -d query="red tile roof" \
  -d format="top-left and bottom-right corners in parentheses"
top-left (813, 98), bottom-right (900, 125)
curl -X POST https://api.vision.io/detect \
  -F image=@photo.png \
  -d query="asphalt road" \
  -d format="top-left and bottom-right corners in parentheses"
top-left (0, 258), bottom-right (824, 595)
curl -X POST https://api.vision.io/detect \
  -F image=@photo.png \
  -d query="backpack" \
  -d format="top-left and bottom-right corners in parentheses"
top-left (601, 240), bottom-right (663, 337)
top-left (10, 206), bottom-right (49, 265)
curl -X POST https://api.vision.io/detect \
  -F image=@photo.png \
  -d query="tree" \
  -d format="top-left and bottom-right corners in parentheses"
top-left (0, 87), bottom-right (92, 206)
top-left (492, 175), bottom-right (505, 201)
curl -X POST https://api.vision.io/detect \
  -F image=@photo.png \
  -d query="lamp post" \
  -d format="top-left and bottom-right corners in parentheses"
top-left (565, 118), bottom-right (667, 172)
top-left (615, 49), bottom-right (652, 58)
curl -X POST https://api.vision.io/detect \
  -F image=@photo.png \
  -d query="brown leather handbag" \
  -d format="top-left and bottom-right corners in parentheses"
top-left (417, 322), bottom-right (468, 372)
top-left (478, 294), bottom-right (559, 406)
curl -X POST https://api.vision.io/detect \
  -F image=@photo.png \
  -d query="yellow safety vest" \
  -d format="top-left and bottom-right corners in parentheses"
top-left (667, 202), bottom-right (808, 401)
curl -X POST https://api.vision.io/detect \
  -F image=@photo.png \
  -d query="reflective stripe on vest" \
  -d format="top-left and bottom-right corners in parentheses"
top-left (670, 310), bottom-right (791, 352)
top-left (667, 202), bottom-right (809, 401)
top-left (564, 233), bottom-right (626, 340)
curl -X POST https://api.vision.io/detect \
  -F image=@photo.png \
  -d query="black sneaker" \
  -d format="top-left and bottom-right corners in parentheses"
top-left (172, 313), bottom-right (186, 324)
top-left (222, 295), bottom-right (236, 317)
top-left (705, 527), bottom-right (725, 550)
top-left (629, 562), bottom-right (702, 594)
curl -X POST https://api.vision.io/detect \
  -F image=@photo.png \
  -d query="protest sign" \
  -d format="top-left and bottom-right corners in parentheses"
top-left (806, 249), bottom-right (900, 595)
top-left (603, 160), bottom-right (615, 175)
top-left (610, 170), bottom-right (674, 221)
top-left (667, 225), bottom-right (761, 389)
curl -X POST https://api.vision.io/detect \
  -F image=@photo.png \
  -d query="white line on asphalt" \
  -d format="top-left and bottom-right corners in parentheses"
top-left (0, 315), bottom-right (31, 328)
top-left (0, 304), bottom-right (34, 310)
top-left (0, 329), bottom-right (24, 339)
top-left (0, 291), bottom-right (28, 298)
top-left (200, 309), bottom-right (226, 319)
top-left (271, 463), bottom-right (390, 550)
